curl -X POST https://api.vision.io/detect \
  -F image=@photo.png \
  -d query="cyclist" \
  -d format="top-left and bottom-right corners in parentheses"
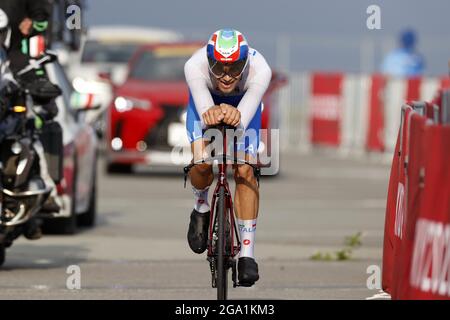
top-left (184, 28), bottom-right (271, 286)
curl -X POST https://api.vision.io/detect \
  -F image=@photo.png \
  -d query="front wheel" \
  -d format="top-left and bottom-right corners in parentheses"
top-left (216, 186), bottom-right (228, 300)
top-left (78, 158), bottom-right (97, 227)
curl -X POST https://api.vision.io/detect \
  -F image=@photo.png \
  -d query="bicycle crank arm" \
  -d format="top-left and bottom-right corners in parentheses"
top-left (231, 259), bottom-right (238, 288)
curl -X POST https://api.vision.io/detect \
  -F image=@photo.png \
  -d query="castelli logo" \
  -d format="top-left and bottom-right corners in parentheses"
top-left (243, 239), bottom-right (251, 245)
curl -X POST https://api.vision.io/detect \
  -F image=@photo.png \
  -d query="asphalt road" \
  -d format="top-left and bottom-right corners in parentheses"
top-left (0, 150), bottom-right (390, 300)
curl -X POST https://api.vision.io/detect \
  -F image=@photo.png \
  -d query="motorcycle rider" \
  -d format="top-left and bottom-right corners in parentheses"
top-left (0, 9), bottom-right (14, 112)
top-left (0, 3), bottom-right (62, 240)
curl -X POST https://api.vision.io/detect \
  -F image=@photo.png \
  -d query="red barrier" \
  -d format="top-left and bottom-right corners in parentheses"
top-left (425, 102), bottom-right (438, 121)
top-left (366, 74), bottom-right (386, 151)
top-left (432, 89), bottom-right (450, 124)
top-left (306, 74), bottom-right (450, 152)
top-left (407, 125), bottom-right (450, 299)
top-left (382, 105), bottom-right (413, 294)
top-left (310, 73), bottom-right (343, 146)
top-left (394, 113), bottom-right (427, 299)
top-left (384, 102), bottom-right (450, 299)
top-left (390, 106), bottom-right (415, 298)
top-left (382, 131), bottom-right (400, 294)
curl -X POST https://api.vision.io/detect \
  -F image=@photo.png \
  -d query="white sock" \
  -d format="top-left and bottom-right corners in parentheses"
top-left (238, 219), bottom-right (257, 259)
top-left (192, 187), bottom-right (210, 213)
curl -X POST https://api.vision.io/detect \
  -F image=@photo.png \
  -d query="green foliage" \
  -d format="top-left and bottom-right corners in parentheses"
top-left (310, 251), bottom-right (333, 261)
top-left (309, 232), bottom-right (363, 262)
top-left (345, 232), bottom-right (362, 248)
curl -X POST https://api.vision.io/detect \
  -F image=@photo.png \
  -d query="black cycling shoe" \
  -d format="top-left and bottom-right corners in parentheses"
top-left (238, 257), bottom-right (259, 286)
top-left (23, 218), bottom-right (43, 240)
top-left (187, 209), bottom-right (210, 254)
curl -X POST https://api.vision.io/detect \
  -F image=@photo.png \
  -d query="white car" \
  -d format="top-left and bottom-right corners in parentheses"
top-left (65, 26), bottom-right (183, 128)
top-left (38, 60), bottom-right (99, 234)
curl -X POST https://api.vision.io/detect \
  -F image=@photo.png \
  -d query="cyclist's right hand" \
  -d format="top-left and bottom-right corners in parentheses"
top-left (202, 105), bottom-right (225, 126)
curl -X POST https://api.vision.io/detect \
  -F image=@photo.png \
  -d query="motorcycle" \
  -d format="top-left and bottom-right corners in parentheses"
top-left (0, 50), bottom-right (60, 266)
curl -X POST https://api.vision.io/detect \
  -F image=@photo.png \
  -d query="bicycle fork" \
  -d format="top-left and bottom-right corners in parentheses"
top-left (207, 166), bottom-right (241, 288)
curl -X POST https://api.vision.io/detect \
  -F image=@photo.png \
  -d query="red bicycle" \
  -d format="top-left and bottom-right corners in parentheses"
top-left (184, 124), bottom-right (260, 300)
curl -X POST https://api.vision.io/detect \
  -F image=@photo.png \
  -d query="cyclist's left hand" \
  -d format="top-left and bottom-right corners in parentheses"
top-left (219, 103), bottom-right (241, 127)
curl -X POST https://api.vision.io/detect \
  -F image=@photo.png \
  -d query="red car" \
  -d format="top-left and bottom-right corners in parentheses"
top-left (105, 42), bottom-right (286, 173)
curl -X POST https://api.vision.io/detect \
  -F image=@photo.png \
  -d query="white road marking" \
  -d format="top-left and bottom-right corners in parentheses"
top-left (366, 290), bottom-right (391, 300)
top-left (32, 285), bottom-right (49, 290)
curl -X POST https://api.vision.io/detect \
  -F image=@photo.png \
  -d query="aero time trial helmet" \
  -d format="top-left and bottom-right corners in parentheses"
top-left (206, 29), bottom-right (249, 79)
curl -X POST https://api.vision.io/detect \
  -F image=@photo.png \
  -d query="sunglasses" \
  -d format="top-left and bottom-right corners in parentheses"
top-left (208, 58), bottom-right (248, 79)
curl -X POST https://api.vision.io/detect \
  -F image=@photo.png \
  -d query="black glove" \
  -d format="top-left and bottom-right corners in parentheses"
top-left (39, 100), bottom-right (59, 121)
top-left (26, 77), bottom-right (62, 105)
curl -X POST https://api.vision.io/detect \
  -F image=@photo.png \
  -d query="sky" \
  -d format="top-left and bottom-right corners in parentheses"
top-left (85, 0), bottom-right (450, 76)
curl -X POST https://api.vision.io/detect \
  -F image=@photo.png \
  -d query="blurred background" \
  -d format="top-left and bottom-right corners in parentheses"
top-left (86, 0), bottom-right (450, 75)
top-left (0, 0), bottom-right (449, 299)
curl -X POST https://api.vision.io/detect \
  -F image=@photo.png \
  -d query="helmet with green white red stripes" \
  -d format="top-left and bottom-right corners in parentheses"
top-left (207, 29), bottom-right (249, 79)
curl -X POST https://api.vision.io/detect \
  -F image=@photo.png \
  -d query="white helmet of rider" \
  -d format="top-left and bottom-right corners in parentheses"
top-left (0, 9), bottom-right (11, 49)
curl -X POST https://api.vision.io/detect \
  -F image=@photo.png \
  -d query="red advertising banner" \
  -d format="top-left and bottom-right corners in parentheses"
top-left (408, 125), bottom-right (450, 299)
top-left (366, 74), bottom-right (386, 152)
top-left (310, 73), bottom-right (343, 146)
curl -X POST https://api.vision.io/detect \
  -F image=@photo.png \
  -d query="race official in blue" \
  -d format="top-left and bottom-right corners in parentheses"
top-left (381, 29), bottom-right (425, 77)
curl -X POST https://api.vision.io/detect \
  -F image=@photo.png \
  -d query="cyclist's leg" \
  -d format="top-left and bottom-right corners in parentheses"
top-left (233, 105), bottom-right (261, 285)
top-left (234, 153), bottom-right (259, 258)
top-left (234, 153), bottom-right (259, 220)
top-left (186, 93), bottom-right (213, 254)
top-left (233, 104), bottom-right (261, 224)
top-left (189, 139), bottom-right (213, 190)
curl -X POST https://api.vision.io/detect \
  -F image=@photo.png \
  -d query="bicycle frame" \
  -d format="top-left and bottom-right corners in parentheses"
top-left (207, 126), bottom-right (240, 259)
